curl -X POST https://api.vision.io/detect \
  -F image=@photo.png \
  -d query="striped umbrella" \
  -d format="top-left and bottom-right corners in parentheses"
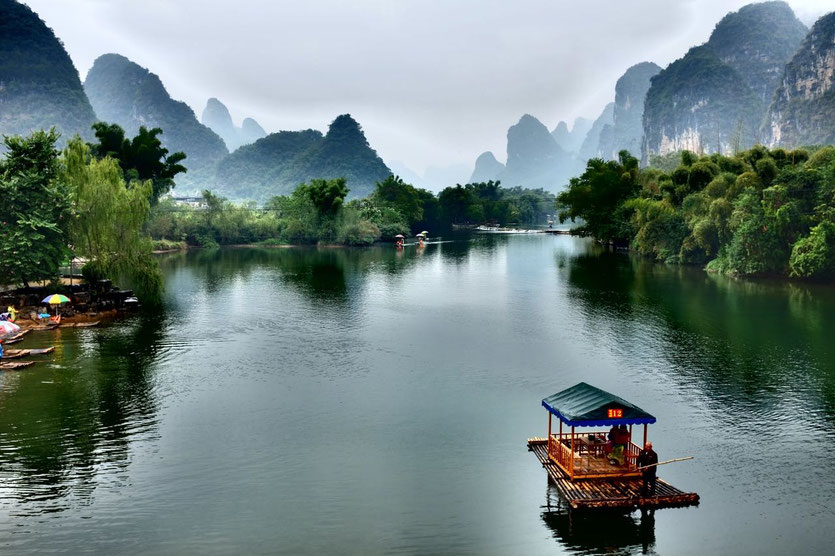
top-left (42, 294), bottom-right (70, 305)
top-left (42, 294), bottom-right (70, 318)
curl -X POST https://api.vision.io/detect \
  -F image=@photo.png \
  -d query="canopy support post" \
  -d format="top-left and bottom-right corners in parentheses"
top-left (547, 412), bottom-right (552, 459)
top-left (570, 426), bottom-right (575, 478)
top-left (643, 424), bottom-right (648, 447)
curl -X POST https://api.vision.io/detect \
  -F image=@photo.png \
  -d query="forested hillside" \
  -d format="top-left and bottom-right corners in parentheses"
top-left (214, 114), bottom-right (390, 201)
top-left (643, 1), bottom-right (807, 160)
top-left (84, 54), bottom-right (228, 187)
top-left (0, 0), bottom-right (97, 144)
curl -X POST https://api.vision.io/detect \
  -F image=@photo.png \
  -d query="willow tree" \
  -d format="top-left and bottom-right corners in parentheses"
top-left (63, 138), bottom-right (163, 305)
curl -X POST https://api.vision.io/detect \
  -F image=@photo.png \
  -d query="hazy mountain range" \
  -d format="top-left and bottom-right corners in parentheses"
top-left (3, 0), bottom-right (835, 199)
top-left (469, 1), bottom-right (835, 191)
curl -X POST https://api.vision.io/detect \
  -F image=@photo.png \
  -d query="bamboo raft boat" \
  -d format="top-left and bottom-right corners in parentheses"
top-left (58, 321), bottom-right (100, 328)
top-left (528, 383), bottom-right (699, 511)
top-left (527, 437), bottom-right (699, 510)
top-left (0, 361), bottom-right (35, 370)
top-left (0, 330), bottom-right (30, 344)
top-left (27, 323), bottom-right (59, 331)
top-left (3, 347), bottom-right (55, 359)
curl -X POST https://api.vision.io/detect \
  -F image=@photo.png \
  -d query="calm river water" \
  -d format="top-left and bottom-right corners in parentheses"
top-left (1, 233), bottom-right (834, 554)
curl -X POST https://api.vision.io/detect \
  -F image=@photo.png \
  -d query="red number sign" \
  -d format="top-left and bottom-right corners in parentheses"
top-left (607, 408), bottom-right (623, 418)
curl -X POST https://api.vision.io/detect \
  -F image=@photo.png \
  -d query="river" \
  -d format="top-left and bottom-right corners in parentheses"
top-left (1, 233), bottom-right (833, 554)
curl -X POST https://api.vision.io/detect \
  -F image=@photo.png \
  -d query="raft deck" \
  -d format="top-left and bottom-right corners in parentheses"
top-left (527, 437), bottom-right (699, 510)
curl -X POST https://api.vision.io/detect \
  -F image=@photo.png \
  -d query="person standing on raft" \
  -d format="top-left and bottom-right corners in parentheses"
top-left (637, 442), bottom-right (658, 497)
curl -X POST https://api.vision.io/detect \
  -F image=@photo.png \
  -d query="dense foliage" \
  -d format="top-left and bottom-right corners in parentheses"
top-left (214, 115), bottom-right (391, 202)
top-left (0, 0), bottom-right (97, 143)
top-left (90, 122), bottom-right (187, 203)
top-left (0, 130), bottom-right (163, 303)
top-left (148, 176), bottom-right (555, 247)
top-left (63, 138), bottom-right (163, 304)
top-left (558, 146), bottom-right (835, 279)
top-left (0, 130), bottom-right (71, 286)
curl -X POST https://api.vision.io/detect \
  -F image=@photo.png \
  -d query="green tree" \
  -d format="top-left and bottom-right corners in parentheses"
top-left (63, 138), bottom-right (163, 305)
top-left (298, 177), bottom-right (349, 217)
top-left (0, 129), bottom-right (71, 287)
top-left (371, 175), bottom-right (424, 225)
top-left (557, 151), bottom-right (640, 243)
top-left (789, 220), bottom-right (835, 279)
top-left (90, 122), bottom-right (187, 203)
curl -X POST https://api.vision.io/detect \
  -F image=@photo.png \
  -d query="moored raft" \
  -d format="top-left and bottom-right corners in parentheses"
top-left (528, 382), bottom-right (699, 511)
top-left (0, 360), bottom-right (35, 370)
top-left (58, 321), bottom-right (100, 328)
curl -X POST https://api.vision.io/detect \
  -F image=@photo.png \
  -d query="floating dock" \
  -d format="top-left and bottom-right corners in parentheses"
top-left (527, 437), bottom-right (699, 510)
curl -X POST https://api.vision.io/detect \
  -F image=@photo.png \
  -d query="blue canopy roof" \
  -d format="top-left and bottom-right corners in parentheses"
top-left (542, 382), bottom-right (656, 427)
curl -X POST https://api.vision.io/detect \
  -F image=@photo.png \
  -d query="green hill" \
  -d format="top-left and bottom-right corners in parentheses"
top-left (84, 53), bottom-right (228, 189)
top-left (765, 12), bottom-right (835, 147)
top-left (214, 114), bottom-right (391, 202)
top-left (0, 0), bottom-right (97, 144)
top-left (643, 1), bottom-right (807, 160)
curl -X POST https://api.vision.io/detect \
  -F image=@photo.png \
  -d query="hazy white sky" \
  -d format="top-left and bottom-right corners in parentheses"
top-left (25, 0), bottom-right (835, 174)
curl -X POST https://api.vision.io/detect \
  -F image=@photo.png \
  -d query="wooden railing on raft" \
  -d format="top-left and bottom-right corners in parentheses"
top-left (547, 431), bottom-right (642, 479)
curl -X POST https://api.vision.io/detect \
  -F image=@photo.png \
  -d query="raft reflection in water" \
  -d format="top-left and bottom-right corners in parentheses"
top-left (541, 486), bottom-right (656, 554)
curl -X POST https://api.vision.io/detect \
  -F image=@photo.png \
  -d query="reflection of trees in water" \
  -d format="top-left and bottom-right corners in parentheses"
top-left (557, 246), bottom-right (835, 420)
top-left (160, 246), bottom-right (445, 306)
top-left (158, 249), bottom-right (266, 295)
top-left (439, 232), bottom-right (510, 266)
top-left (0, 313), bottom-right (164, 512)
top-left (541, 486), bottom-right (655, 554)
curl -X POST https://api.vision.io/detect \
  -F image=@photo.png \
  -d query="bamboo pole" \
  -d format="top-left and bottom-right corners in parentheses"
top-left (612, 456), bottom-right (694, 477)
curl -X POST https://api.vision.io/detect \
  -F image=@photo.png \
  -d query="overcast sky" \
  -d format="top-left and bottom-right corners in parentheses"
top-left (25, 0), bottom-right (835, 175)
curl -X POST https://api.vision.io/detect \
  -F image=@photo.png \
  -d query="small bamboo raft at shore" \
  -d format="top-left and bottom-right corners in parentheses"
top-left (0, 330), bottom-right (30, 344)
top-left (58, 321), bottom-right (100, 328)
top-left (3, 347), bottom-right (55, 359)
top-left (527, 438), bottom-right (699, 510)
top-left (0, 360), bottom-right (35, 371)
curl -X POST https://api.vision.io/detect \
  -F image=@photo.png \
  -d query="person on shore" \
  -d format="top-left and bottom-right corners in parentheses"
top-left (0, 339), bottom-right (4, 361)
top-left (637, 442), bottom-right (658, 497)
top-left (7, 306), bottom-right (16, 322)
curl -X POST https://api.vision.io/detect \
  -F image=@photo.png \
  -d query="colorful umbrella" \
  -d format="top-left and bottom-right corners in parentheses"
top-left (42, 294), bottom-right (70, 305)
top-left (395, 234), bottom-right (404, 238)
top-left (420, 231), bottom-right (429, 235)
top-left (0, 321), bottom-right (21, 335)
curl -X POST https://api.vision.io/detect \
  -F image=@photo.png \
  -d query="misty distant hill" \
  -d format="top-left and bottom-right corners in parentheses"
top-left (500, 114), bottom-right (574, 189)
top-left (0, 0), bottom-right (97, 144)
top-left (215, 114), bottom-right (391, 201)
top-left (201, 97), bottom-right (266, 152)
top-left (765, 12), bottom-right (835, 147)
top-left (643, 1), bottom-right (807, 160)
top-left (469, 152), bottom-right (505, 183)
top-left (597, 62), bottom-right (661, 160)
top-left (551, 117), bottom-right (592, 154)
top-left (84, 53), bottom-right (228, 187)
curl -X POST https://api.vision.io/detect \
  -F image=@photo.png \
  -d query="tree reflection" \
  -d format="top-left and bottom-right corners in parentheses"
top-left (558, 247), bottom-right (835, 420)
top-left (0, 313), bottom-right (164, 513)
